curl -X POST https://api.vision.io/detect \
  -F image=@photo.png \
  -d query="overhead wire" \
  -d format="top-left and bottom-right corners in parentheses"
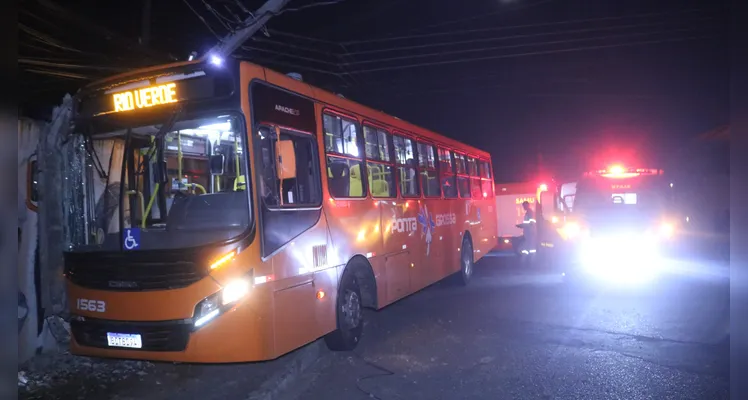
top-left (182, 0), bottom-right (224, 39)
top-left (408, 0), bottom-right (557, 33)
top-left (345, 34), bottom-right (718, 75)
top-left (240, 45), bottom-right (339, 66)
top-left (342, 26), bottom-right (711, 66)
top-left (343, 16), bottom-right (716, 56)
top-left (340, 8), bottom-right (715, 45)
top-left (250, 36), bottom-right (335, 56)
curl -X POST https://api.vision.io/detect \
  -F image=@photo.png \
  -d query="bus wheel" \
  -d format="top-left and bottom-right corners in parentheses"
top-left (459, 237), bottom-right (474, 286)
top-left (324, 271), bottom-right (364, 351)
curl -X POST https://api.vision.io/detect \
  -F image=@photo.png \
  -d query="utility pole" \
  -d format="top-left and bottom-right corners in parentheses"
top-left (203, 0), bottom-right (292, 62)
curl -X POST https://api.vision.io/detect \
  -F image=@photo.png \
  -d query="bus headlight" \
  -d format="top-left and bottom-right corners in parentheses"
top-left (193, 275), bottom-right (252, 328)
top-left (221, 278), bottom-right (251, 305)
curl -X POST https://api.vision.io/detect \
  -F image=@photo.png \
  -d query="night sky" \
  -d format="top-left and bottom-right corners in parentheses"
top-left (19, 0), bottom-right (729, 182)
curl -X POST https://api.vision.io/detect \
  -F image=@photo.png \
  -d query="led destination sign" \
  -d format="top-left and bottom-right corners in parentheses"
top-left (112, 83), bottom-right (178, 112)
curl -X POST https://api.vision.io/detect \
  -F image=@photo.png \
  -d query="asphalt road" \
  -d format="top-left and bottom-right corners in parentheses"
top-left (280, 252), bottom-right (730, 400)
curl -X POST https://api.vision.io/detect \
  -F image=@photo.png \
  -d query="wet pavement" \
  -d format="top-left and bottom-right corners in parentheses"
top-left (281, 252), bottom-right (730, 400)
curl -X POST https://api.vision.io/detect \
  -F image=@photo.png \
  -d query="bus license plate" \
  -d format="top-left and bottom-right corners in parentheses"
top-left (106, 332), bottom-right (142, 349)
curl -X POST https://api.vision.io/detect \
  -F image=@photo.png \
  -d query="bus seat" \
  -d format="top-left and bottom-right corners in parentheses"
top-left (234, 175), bottom-right (246, 191)
top-left (371, 180), bottom-right (389, 197)
top-left (349, 164), bottom-right (363, 197)
top-left (328, 162), bottom-right (350, 198)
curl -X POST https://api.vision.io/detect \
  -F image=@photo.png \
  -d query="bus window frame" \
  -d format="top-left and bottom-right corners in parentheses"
top-left (453, 151), bottom-right (471, 199)
top-left (478, 158), bottom-right (494, 199)
top-left (416, 140), bottom-right (441, 198)
top-left (466, 155), bottom-right (482, 199)
top-left (255, 123), bottom-right (323, 210)
top-left (392, 130), bottom-right (421, 199)
top-left (321, 108), bottom-right (368, 200)
top-left (438, 147), bottom-right (458, 199)
top-left (362, 120), bottom-right (396, 199)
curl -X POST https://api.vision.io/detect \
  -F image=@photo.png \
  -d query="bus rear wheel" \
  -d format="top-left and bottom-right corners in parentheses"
top-left (324, 271), bottom-right (364, 351)
top-left (459, 237), bottom-right (474, 286)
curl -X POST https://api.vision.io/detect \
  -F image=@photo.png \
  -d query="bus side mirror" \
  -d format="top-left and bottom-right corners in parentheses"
top-left (210, 154), bottom-right (225, 175)
top-left (276, 140), bottom-right (296, 181)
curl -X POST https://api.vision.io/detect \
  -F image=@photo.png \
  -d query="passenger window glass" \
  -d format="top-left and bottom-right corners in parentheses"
top-left (363, 125), bottom-right (391, 162)
top-left (467, 157), bottom-right (478, 177)
top-left (438, 148), bottom-right (453, 172)
top-left (394, 135), bottom-right (419, 198)
top-left (417, 142), bottom-right (439, 197)
top-left (439, 148), bottom-right (457, 198)
top-left (367, 163), bottom-right (395, 198)
top-left (471, 177), bottom-right (482, 199)
top-left (257, 127), bottom-right (321, 207)
top-left (480, 161), bottom-right (492, 179)
top-left (417, 142), bottom-right (436, 169)
top-left (454, 153), bottom-right (467, 175)
top-left (327, 157), bottom-right (365, 198)
top-left (457, 176), bottom-right (470, 198)
top-left (324, 113), bottom-right (365, 198)
top-left (324, 113), bottom-right (361, 157)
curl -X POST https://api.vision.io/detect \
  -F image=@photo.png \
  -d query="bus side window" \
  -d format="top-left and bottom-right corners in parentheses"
top-left (454, 152), bottom-right (470, 198)
top-left (364, 125), bottom-right (395, 198)
top-left (467, 156), bottom-right (482, 199)
top-left (258, 127), bottom-right (321, 207)
top-left (417, 142), bottom-right (440, 197)
top-left (479, 160), bottom-right (494, 198)
top-left (323, 113), bottom-right (365, 198)
top-left (394, 134), bottom-right (419, 198)
top-left (439, 148), bottom-right (457, 198)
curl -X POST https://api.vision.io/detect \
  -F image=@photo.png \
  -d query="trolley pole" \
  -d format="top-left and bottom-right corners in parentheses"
top-left (203, 0), bottom-right (292, 62)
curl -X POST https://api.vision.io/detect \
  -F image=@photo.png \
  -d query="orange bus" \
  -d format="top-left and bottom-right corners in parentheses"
top-left (64, 59), bottom-right (497, 363)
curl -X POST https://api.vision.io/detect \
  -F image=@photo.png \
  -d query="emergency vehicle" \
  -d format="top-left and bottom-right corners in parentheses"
top-left (557, 165), bottom-right (678, 281)
top-left (495, 181), bottom-right (561, 256)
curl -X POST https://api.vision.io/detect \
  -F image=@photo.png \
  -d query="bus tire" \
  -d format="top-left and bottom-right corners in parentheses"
top-left (324, 270), bottom-right (364, 352)
top-left (459, 236), bottom-right (474, 286)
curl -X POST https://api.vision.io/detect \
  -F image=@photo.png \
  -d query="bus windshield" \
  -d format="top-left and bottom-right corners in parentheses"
top-left (66, 114), bottom-right (251, 252)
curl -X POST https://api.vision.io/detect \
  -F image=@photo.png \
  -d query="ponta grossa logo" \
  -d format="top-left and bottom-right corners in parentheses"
top-left (417, 205), bottom-right (436, 256)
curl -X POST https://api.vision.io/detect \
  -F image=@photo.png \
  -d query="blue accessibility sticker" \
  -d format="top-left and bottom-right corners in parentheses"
top-left (123, 228), bottom-right (140, 250)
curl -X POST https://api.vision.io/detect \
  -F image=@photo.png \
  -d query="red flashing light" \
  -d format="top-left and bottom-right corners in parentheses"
top-left (538, 184), bottom-right (548, 192)
top-left (608, 165), bottom-right (625, 175)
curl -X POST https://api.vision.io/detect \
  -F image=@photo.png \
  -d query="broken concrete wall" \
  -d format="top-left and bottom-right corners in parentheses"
top-left (18, 117), bottom-right (44, 365)
top-left (18, 95), bottom-right (76, 366)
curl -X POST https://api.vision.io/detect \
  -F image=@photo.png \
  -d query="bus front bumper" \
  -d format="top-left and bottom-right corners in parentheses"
top-left (68, 281), bottom-right (275, 363)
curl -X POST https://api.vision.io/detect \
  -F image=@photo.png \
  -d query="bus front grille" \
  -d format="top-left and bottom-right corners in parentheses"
top-left (65, 257), bottom-right (206, 291)
top-left (71, 318), bottom-right (191, 352)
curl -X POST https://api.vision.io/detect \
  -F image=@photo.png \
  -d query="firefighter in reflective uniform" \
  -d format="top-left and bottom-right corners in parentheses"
top-left (517, 201), bottom-right (537, 258)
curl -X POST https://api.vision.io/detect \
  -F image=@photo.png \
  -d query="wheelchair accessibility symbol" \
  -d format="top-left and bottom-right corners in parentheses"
top-left (124, 228), bottom-right (140, 250)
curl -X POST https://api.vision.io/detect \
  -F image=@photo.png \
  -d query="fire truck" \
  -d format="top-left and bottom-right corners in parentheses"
top-left (556, 165), bottom-right (679, 282)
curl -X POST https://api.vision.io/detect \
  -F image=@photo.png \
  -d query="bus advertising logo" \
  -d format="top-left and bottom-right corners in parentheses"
top-left (417, 206), bottom-right (436, 256)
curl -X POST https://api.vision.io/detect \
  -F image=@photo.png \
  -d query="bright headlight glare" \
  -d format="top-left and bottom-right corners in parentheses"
top-left (193, 275), bottom-right (252, 328)
top-left (659, 222), bottom-right (674, 238)
top-left (563, 222), bottom-right (581, 238)
top-left (222, 278), bottom-right (251, 306)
